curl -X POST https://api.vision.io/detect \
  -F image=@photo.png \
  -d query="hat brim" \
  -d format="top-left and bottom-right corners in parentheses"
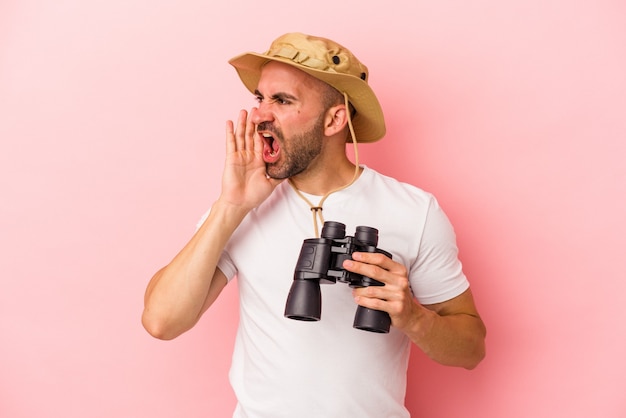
top-left (229, 52), bottom-right (386, 143)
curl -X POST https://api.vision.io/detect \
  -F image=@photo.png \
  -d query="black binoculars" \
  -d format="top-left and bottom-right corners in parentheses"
top-left (284, 221), bottom-right (392, 333)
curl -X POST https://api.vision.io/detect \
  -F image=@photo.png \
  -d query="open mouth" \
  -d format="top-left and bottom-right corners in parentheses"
top-left (261, 132), bottom-right (281, 163)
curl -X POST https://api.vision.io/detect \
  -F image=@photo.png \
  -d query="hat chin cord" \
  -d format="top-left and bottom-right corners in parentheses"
top-left (288, 92), bottom-right (360, 237)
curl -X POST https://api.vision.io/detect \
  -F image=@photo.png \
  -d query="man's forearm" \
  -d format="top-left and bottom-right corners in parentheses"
top-left (407, 305), bottom-right (486, 369)
top-left (141, 200), bottom-right (249, 339)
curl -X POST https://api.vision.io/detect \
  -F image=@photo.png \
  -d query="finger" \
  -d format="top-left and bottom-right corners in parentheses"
top-left (353, 290), bottom-right (389, 311)
top-left (245, 107), bottom-right (258, 153)
top-left (225, 120), bottom-right (235, 154)
top-left (354, 277), bottom-right (409, 301)
top-left (235, 109), bottom-right (247, 151)
top-left (343, 259), bottom-right (392, 287)
top-left (343, 259), bottom-right (408, 290)
top-left (351, 251), bottom-right (405, 276)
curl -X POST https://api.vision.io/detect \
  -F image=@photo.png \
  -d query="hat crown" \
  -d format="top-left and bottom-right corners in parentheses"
top-left (265, 33), bottom-right (369, 82)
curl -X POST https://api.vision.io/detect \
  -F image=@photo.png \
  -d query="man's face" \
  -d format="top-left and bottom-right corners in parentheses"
top-left (252, 61), bottom-right (328, 180)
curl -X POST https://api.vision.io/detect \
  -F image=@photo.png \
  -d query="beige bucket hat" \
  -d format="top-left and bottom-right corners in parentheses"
top-left (228, 32), bottom-right (386, 143)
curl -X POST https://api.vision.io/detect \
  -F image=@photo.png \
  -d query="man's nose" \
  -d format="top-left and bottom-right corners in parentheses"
top-left (250, 104), bottom-right (273, 126)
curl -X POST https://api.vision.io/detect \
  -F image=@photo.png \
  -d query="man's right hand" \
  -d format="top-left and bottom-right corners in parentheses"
top-left (220, 109), bottom-right (283, 211)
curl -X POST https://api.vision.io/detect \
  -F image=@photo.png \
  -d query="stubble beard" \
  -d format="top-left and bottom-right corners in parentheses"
top-left (265, 114), bottom-right (325, 180)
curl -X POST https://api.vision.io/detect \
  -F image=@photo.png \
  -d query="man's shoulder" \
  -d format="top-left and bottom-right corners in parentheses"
top-left (364, 166), bottom-right (435, 202)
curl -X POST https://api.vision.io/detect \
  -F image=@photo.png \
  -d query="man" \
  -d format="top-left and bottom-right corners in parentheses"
top-left (142, 32), bottom-right (486, 417)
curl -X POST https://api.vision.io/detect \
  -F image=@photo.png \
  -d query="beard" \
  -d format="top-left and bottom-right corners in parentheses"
top-left (263, 113), bottom-right (325, 180)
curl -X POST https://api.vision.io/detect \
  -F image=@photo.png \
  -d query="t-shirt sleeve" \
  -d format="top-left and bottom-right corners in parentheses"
top-left (409, 197), bottom-right (470, 305)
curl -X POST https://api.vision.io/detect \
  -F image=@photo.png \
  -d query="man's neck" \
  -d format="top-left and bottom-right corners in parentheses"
top-left (289, 161), bottom-right (362, 196)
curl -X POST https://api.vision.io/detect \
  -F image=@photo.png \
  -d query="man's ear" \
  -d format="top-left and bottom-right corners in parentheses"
top-left (324, 105), bottom-right (349, 137)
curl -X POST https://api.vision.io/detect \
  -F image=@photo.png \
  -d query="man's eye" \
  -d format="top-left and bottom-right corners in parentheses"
top-left (270, 96), bottom-right (292, 105)
top-left (254, 95), bottom-right (291, 105)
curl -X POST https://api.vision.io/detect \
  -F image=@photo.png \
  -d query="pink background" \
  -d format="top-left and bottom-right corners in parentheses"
top-left (1, 1), bottom-right (625, 417)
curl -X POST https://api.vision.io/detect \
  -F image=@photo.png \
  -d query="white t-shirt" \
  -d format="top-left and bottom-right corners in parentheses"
top-left (211, 166), bottom-right (469, 418)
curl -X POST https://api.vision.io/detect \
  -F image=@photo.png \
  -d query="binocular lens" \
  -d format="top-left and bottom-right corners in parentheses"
top-left (284, 280), bottom-right (322, 321)
top-left (353, 305), bottom-right (391, 333)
